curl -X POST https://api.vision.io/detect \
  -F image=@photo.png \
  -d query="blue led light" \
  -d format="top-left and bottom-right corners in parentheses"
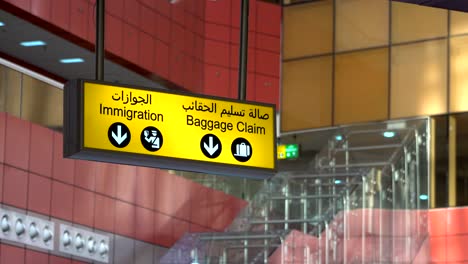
top-left (60, 58), bottom-right (84, 64)
top-left (334, 180), bottom-right (342, 184)
top-left (20, 40), bottom-right (46, 47)
top-left (383, 131), bottom-right (396, 138)
top-left (335, 135), bottom-right (343, 141)
top-left (419, 194), bottom-right (428, 200)
top-left (0, 22), bottom-right (5, 27)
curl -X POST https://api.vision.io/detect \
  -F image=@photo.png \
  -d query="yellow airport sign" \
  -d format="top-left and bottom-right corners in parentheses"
top-left (64, 80), bottom-right (276, 178)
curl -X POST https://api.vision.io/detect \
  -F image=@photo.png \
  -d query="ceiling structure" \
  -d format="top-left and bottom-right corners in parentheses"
top-left (392, 0), bottom-right (468, 12)
top-left (0, 8), bottom-right (167, 90)
top-left (282, 0), bottom-right (468, 11)
top-left (0, 0), bottom-right (465, 173)
top-left (0, 0), bottom-right (466, 92)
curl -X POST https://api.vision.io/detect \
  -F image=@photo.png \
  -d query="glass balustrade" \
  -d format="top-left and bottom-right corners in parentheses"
top-left (161, 118), bottom-right (430, 264)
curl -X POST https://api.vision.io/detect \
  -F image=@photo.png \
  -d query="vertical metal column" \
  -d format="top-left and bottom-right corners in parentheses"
top-left (264, 179), bottom-right (270, 264)
top-left (192, 248), bottom-right (199, 264)
top-left (343, 138), bottom-right (349, 264)
top-left (448, 116), bottom-right (457, 206)
top-left (284, 183), bottom-right (290, 230)
top-left (264, 180), bottom-right (270, 234)
top-left (243, 239), bottom-right (248, 264)
top-left (361, 176), bottom-right (367, 264)
top-left (281, 237), bottom-right (287, 264)
top-left (330, 138), bottom-right (337, 263)
top-left (379, 175), bottom-right (384, 261)
top-left (221, 249), bottom-right (227, 264)
top-left (238, 0), bottom-right (249, 101)
top-left (317, 179), bottom-right (322, 225)
top-left (404, 146), bottom-right (410, 261)
top-left (343, 137), bottom-right (350, 193)
top-left (391, 164), bottom-right (396, 262)
top-left (317, 178), bottom-right (323, 263)
top-left (96, 0), bottom-right (105, 81)
top-left (301, 181), bottom-right (308, 233)
top-left (318, 222), bottom-right (322, 264)
top-left (324, 222), bottom-right (329, 264)
top-left (415, 131), bottom-right (421, 211)
top-left (430, 118), bottom-right (436, 209)
top-left (343, 195), bottom-right (349, 264)
top-left (304, 244), bottom-right (311, 264)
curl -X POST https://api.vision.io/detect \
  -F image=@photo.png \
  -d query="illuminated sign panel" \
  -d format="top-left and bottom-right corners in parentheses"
top-left (64, 80), bottom-right (276, 178)
top-left (277, 144), bottom-right (299, 160)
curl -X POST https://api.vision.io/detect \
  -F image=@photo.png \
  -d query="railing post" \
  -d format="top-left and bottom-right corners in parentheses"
top-left (302, 181), bottom-right (308, 233)
top-left (284, 183), bottom-right (290, 230)
top-left (243, 239), bottom-right (248, 264)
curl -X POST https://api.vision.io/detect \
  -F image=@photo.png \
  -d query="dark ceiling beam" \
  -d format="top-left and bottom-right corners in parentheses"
top-left (392, 0), bottom-right (468, 12)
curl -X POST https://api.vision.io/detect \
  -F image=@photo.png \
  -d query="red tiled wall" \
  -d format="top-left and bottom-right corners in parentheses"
top-left (0, 113), bottom-right (248, 248)
top-left (2, 0), bottom-right (281, 107)
top-left (4, 112), bottom-right (468, 261)
top-left (334, 208), bottom-right (468, 263)
top-left (201, 0), bottom-right (280, 107)
top-left (428, 207), bottom-right (468, 263)
top-left (269, 207), bottom-right (468, 263)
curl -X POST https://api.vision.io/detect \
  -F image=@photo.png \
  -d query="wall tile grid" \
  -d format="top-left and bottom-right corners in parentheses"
top-left (0, 114), bottom-right (247, 256)
top-left (3, 205), bottom-right (468, 263)
top-left (267, 208), bottom-right (468, 263)
top-left (428, 208), bottom-right (468, 263)
top-left (0, 207), bottom-right (168, 264)
top-left (4, 115), bottom-right (468, 261)
top-left (1, 0), bottom-right (281, 107)
top-left (280, 1), bottom-right (468, 132)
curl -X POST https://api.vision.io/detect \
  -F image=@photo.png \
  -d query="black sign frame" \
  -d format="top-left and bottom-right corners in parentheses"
top-left (64, 79), bottom-right (277, 179)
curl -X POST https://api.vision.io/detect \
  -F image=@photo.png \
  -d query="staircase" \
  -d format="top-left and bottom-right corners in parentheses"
top-left (161, 118), bottom-right (430, 263)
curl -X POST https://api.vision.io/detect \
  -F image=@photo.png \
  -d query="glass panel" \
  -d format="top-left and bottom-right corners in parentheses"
top-left (450, 35), bottom-right (468, 113)
top-left (335, 0), bottom-right (389, 52)
top-left (161, 118), bottom-right (430, 263)
top-left (390, 40), bottom-right (447, 118)
top-left (455, 113), bottom-right (468, 206)
top-left (0, 65), bottom-right (22, 117)
top-left (21, 75), bottom-right (63, 129)
top-left (433, 116), bottom-right (449, 208)
top-left (281, 56), bottom-right (332, 131)
top-left (432, 113), bottom-right (468, 208)
top-left (334, 47), bottom-right (388, 124)
top-left (392, 2), bottom-right (448, 44)
top-left (283, 0), bottom-right (333, 59)
top-left (450, 10), bottom-right (468, 36)
top-left (178, 170), bottom-right (263, 201)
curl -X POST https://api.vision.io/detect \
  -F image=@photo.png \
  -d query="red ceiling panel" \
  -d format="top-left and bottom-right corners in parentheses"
top-left (31, 0), bottom-right (51, 22)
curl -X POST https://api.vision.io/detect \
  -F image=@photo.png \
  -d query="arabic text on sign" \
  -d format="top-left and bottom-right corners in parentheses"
top-left (182, 101), bottom-right (217, 113)
top-left (182, 102), bottom-right (270, 120)
top-left (112, 91), bottom-right (152, 105)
